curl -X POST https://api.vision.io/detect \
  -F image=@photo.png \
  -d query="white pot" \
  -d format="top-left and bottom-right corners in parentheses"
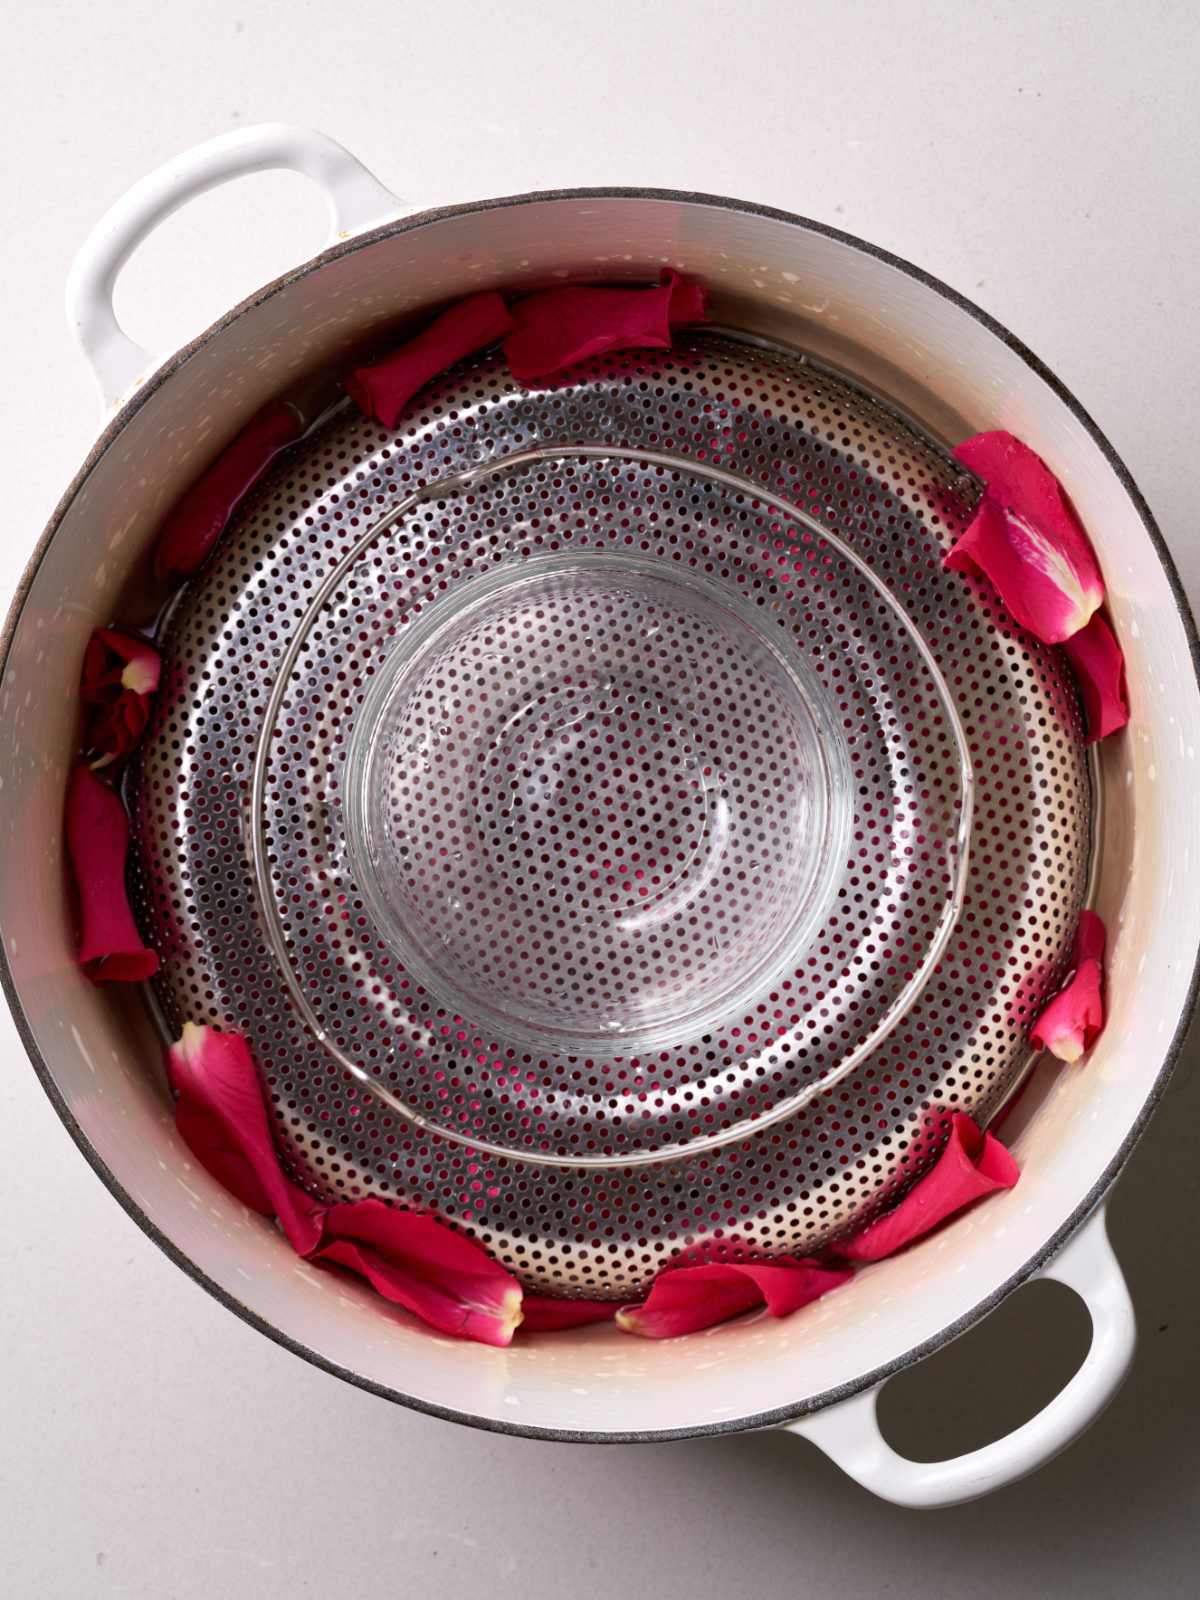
top-left (4, 124), bottom-right (1197, 1509)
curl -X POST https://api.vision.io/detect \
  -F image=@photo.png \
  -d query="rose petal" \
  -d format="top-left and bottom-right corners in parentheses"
top-left (504, 270), bottom-right (709, 383)
top-left (345, 292), bottom-right (516, 428)
top-left (663, 268), bottom-right (711, 327)
top-left (1072, 908), bottom-right (1106, 965)
top-left (314, 1198), bottom-right (523, 1347)
top-left (64, 764), bottom-right (159, 982)
top-left (520, 1296), bottom-right (618, 1333)
top-left (153, 401), bottom-right (302, 581)
top-left (946, 431), bottom-right (1104, 643)
top-left (79, 627), bottom-right (161, 768)
top-left (944, 498), bottom-right (1103, 644)
top-left (165, 1024), bottom-right (525, 1345)
top-left (1031, 910), bottom-right (1106, 1063)
top-left (615, 1258), bottom-right (851, 1339)
top-left (1062, 613), bottom-right (1129, 741)
top-left (835, 1114), bottom-right (1020, 1264)
top-left (166, 1024), bottom-right (323, 1254)
top-left (1030, 962), bottom-right (1104, 1063)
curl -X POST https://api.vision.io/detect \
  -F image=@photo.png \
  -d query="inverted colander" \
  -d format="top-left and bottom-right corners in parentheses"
top-left (131, 332), bottom-right (1087, 1298)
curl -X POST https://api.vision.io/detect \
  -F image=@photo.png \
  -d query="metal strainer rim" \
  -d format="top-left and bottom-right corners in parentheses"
top-left (247, 442), bottom-right (975, 1170)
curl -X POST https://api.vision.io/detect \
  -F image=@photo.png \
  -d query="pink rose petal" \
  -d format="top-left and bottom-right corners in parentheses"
top-left (615, 1257), bottom-right (851, 1339)
top-left (166, 1024), bottom-right (323, 1254)
top-left (1030, 910), bottom-right (1106, 1063)
top-left (79, 627), bottom-right (161, 769)
top-left (1062, 613), bottom-right (1129, 741)
top-left (521, 1295), bottom-right (618, 1333)
top-left (1073, 908), bottom-right (1105, 965)
top-left (835, 1113), bottom-right (1020, 1264)
top-left (663, 268), bottom-right (711, 327)
top-left (315, 1198), bottom-right (523, 1347)
top-left (64, 764), bottom-right (159, 983)
top-left (1031, 963), bottom-right (1104, 1063)
top-left (345, 292), bottom-right (517, 428)
top-left (504, 270), bottom-right (710, 383)
top-left (166, 1025), bottom-right (524, 1345)
top-left (153, 401), bottom-right (303, 581)
top-left (946, 431), bottom-right (1104, 643)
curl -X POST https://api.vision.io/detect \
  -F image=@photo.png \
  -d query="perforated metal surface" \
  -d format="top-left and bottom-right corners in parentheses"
top-left (132, 334), bottom-right (1090, 1297)
top-left (249, 445), bottom-right (969, 1166)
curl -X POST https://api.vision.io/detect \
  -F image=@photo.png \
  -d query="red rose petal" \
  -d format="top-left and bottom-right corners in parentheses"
top-left (835, 1113), bottom-right (1020, 1264)
top-left (504, 271), bottom-right (709, 383)
top-left (314, 1198), bottom-right (523, 1347)
top-left (79, 627), bottom-right (161, 768)
top-left (521, 1295), bottom-right (617, 1333)
top-left (954, 431), bottom-right (1103, 594)
top-left (946, 431), bottom-right (1104, 643)
top-left (345, 292), bottom-right (516, 429)
top-left (153, 401), bottom-right (303, 581)
top-left (1030, 910), bottom-right (1107, 1063)
top-left (166, 1025), bottom-right (525, 1345)
top-left (1073, 908), bottom-right (1106, 965)
top-left (64, 764), bottom-right (159, 982)
top-left (615, 1257), bottom-right (851, 1339)
top-left (166, 1024), bottom-right (323, 1255)
top-left (1062, 613), bottom-right (1129, 741)
top-left (664, 268), bottom-right (711, 327)
top-left (1030, 962), bottom-right (1104, 1063)
top-left (944, 498), bottom-right (1104, 645)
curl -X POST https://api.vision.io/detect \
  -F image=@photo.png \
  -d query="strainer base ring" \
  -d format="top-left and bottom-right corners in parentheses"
top-left (247, 442), bottom-right (973, 1169)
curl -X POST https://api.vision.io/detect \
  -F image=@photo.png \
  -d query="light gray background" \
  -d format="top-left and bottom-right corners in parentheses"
top-left (2, 1), bottom-right (1198, 1594)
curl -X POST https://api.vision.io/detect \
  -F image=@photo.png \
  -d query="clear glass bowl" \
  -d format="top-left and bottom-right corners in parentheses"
top-left (344, 553), bottom-right (849, 1054)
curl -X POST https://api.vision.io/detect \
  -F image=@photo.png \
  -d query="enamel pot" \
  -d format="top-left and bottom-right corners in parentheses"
top-left (3, 123), bottom-right (1197, 1508)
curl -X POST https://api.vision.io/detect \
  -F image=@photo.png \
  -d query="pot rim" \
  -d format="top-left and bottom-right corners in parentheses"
top-left (4, 183), bottom-right (1198, 1444)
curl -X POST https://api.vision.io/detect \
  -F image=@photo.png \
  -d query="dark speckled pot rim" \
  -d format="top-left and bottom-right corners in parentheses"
top-left (3, 185), bottom-right (1198, 1446)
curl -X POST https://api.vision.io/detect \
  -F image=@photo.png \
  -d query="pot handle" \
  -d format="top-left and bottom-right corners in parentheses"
top-left (786, 1204), bottom-right (1135, 1508)
top-left (65, 122), bottom-right (402, 408)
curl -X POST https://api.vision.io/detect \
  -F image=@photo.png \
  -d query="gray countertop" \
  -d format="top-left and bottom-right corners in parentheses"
top-left (2, 2), bottom-right (1198, 1593)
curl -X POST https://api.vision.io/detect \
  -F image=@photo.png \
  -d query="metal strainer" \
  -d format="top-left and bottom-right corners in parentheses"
top-left (131, 332), bottom-right (1091, 1298)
